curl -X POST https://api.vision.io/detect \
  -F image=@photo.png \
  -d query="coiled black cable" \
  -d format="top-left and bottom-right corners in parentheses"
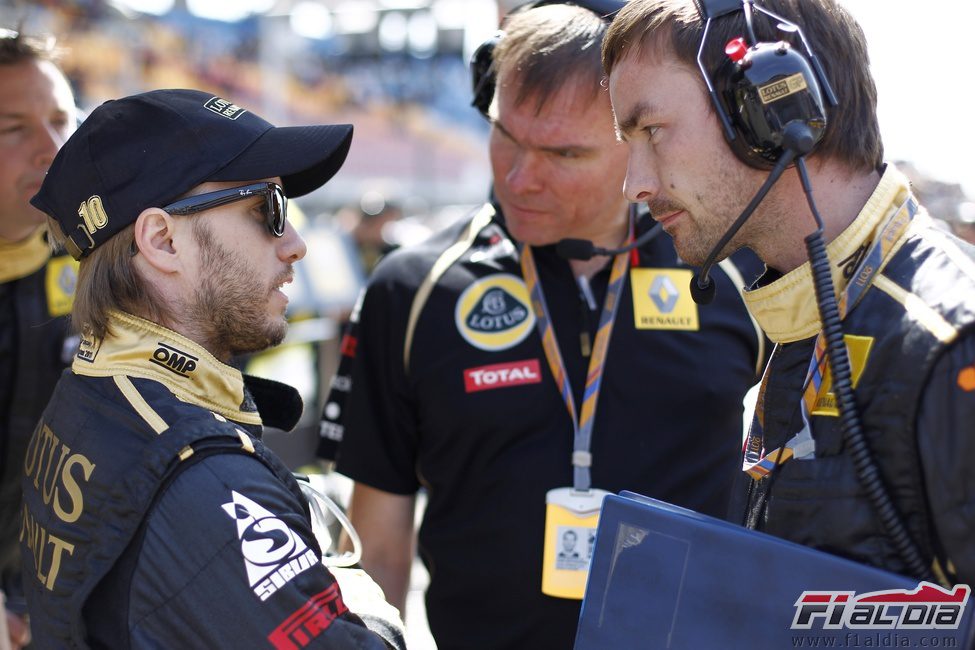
top-left (796, 157), bottom-right (932, 581)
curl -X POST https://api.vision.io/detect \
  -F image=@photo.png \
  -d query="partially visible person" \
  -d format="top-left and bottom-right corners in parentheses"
top-left (340, 193), bottom-right (404, 274)
top-left (319, 3), bottom-right (767, 648)
top-left (20, 88), bottom-right (404, 649)
top-left (0, 27), bottom-right (78, 650)
top-left (604, 0), bottom-right (975, 585)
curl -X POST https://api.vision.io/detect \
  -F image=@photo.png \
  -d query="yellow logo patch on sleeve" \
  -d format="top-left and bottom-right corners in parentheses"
top-left (45, 256), bottom-right (78, 317)
top-left (630, 268), bottom-right (699, 331)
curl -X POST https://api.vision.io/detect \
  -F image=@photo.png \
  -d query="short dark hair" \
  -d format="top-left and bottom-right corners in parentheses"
top-left (602, 0), bottom-right (882, 172)
top-left (492, 3), bottom-right (609, 115)
top-left (0, 27), bottom-right (61, 66)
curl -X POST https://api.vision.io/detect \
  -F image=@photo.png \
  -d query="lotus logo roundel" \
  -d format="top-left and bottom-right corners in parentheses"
top-left (455, 274), bottom-right (536, 351)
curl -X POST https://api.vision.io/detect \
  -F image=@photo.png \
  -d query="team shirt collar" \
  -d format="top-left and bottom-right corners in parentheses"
top-left (0, 225), bottom-right (50, 283)
top-left (72, 310), bottom-right (263, 425)
top-left (743, 166), bottom-right (915, 343)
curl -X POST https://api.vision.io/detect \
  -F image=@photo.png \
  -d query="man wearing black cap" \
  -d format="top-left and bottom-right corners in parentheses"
top-left (19, 88), bottom-right (405, 649)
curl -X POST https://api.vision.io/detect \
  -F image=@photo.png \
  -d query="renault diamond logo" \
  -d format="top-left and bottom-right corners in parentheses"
top-left (631, 268), bottom-right (698, 331)
top-left (649, 275), bottom-right (680, 313)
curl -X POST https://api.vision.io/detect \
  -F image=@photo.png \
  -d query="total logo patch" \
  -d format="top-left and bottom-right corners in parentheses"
top-left (222, 491), bottom-right (318, 601)
top-left (455, 274), bottom-right (535, 351)
top-left (630, 268), bottom-right (699, 331)
top-left (464, 359), bottom-right (543, 393)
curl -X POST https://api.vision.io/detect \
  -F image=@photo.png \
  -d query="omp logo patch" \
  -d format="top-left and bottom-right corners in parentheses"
top-left (630, 268), bottom-right (699, 331)
top-left (203, 97), bottom-right (246, 119)
top-left (812, 335), bottom-right (873, 416)
top-left (455, 274), bottom-right (535, 351)
top-left (149, 343), bottom-right (198, 377)
top-left (758, 72), bottom-right (808, 105)
top-left (222, 491), bottom-right (318, 602)
top-left (268, 584), bottom-right (349, 650)
top-left (464, 359), bottom-right (542, 393)
top-left (45, 256), bottom-right (77, 317)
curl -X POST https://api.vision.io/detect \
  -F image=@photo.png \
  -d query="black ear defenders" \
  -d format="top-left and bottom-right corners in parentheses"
top-left (690, 0), bottom-right (840, 304)
top-left (694, 0), bottom-right (838, 169)
top-left (469, 0), bottom-right (625, 119)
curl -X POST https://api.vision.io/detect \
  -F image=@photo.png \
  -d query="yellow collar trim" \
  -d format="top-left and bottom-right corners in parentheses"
top-left (71, 311), bottom-right (262, 425)
top-left (0, 226), bottom-right (50, 283)
top-left (743, 166), bottom-right (914, 343)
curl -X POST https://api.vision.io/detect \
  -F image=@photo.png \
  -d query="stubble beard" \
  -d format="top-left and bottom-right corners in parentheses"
top-left (648, 197), bottom-right (731, 267)
top-left (673, 218), bottom-right (742, 268)
top-left (670, 163), bottom-right (769, 267)
top-left (187, 221), bottom-right (288, 357)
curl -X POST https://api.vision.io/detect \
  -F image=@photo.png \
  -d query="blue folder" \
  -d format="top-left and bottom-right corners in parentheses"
top-left (576, 491), bottom-right (975, 649)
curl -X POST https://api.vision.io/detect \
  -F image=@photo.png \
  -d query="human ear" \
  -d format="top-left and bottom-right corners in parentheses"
top-left (133, 208), bottom-right (180, 273)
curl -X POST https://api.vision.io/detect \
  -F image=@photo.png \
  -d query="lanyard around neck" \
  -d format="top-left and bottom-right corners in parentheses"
top-left (743, 195), bottom-right (918, 479)
top-left (520, 227), bottom-right (632, 491)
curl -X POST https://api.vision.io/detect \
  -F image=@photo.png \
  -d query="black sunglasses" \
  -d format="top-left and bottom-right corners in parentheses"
top-left (162, 182), bottom-right (287, 237)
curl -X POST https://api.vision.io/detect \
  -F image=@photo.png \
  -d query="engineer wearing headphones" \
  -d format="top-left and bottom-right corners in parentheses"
top-left (319, 2), bottom-right (768, 648)
top-left (604, 0), bottom-right (975, 588)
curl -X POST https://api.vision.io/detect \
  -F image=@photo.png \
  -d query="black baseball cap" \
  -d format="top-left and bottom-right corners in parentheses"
top-left (31, 89), bottom-right (354, 260)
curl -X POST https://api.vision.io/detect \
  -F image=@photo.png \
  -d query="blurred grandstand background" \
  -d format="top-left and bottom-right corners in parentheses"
top-left (5, 0), bottom-right (502, 214)
top-left (7, 0), bottom-right (974, 266)
top-left (7, 0), bottom-right (971, 233)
